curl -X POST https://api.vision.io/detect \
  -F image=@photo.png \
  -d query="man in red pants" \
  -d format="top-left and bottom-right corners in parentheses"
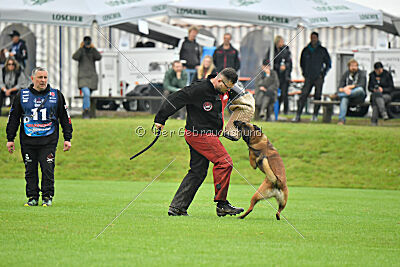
top-left (154, 67), bottom-right (244, 216)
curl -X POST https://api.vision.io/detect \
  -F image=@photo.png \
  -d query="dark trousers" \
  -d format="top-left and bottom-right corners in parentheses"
top-left (278, 76), bottom-right (289, 114)
top-left (21, 145), bottom-right (56, 199)
top-left (255, 90), bottom-right (275, 119)
top-left (297, 75), bottom-right (324, 117)
top-left (170, 131), bottom-right (233, 211)
top-left (371, 92), bottom-right (391, 122)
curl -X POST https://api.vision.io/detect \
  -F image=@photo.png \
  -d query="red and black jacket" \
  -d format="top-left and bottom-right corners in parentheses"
top-left (213, 44), bottom-right (240, 72)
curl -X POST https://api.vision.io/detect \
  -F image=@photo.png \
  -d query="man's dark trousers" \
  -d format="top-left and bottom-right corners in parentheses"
top-left (297, 75), bottom-right (324, 117)
top-left (21, 145), bottom-right (56, 199)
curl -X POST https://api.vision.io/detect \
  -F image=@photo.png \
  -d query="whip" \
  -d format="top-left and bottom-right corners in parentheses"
top-left (130, 125), bottom-right (161, 160)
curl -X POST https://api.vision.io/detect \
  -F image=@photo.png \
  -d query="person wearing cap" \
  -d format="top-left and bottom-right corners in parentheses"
top-left (368, 62), bottom-right (394, 126)
top-left (72, 36), bottom-right (102, 119)
top-left (8, 30), bottom-right (28, 69)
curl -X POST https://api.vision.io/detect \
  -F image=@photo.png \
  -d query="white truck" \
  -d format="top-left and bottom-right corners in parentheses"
top-left (93, 19), bottom-right (215, 112)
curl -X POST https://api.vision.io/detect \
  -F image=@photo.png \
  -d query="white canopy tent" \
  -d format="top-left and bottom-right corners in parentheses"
top-left (167, 0), bottom-right (384, 76)
top-left (0, 0), bottom-right (170, 27)
top-left (167, 0), bottom-right (383, 28)
top-left (0, 0), bottom-right (181, 93)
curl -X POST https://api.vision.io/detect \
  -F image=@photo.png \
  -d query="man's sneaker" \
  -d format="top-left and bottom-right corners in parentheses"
top-left (216, 200), bottom-right (244, 217)
top-left (382, 112), bottom-right (389, 121)
top-left (168, 207), bottom-right (189, 216)
top-left (42, 197), bottom-right (52, 207)
top-left (24, 198), bottom-right (38, 207)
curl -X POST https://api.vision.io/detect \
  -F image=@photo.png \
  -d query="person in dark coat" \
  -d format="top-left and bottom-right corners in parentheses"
top-left (8, 30), bottom-right (28, 69)
top-left (179, 26), bottom-right (202, 84)
top-left (0, 57), bottom-right (25, 115)
top-left (264, 35), bottom-right (292, 115)
top-left (72, 36), bottom-right (102, 118)
top-left (368, 62), bottom-right (394, 125)
top-left (254, 60), bottom-right (279, 121)
top-left (293, 32), bottom-right (331, 122)
top-left (6, 67), bottom-right (72, 207)
top-left (213, 33), bottom-right (240, 72)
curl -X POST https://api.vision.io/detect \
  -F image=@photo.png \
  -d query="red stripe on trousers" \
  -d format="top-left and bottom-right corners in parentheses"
top-left (184, 130), bottom-right (232, 201)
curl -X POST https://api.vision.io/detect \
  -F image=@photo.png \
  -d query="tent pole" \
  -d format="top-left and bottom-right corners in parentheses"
top-left (59, 26), bottom-right (62, 92)
top-left (270, 27), bottom-right (275, 67)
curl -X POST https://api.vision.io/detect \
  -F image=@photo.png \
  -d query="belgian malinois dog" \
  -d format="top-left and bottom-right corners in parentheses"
top-left (233, 120), bottom-right (288, 220)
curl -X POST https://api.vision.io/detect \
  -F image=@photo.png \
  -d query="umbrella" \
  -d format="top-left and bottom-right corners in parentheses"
top-left (0, 0), bottom-right (170, 27)
top-left (167, 0), bottom-right (383, 28)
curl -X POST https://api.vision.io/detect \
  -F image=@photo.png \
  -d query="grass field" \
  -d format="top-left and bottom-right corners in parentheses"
top-left (1, 116), bottom-right (399, 189)
top-left (1, 178), bottom-right (399, 266)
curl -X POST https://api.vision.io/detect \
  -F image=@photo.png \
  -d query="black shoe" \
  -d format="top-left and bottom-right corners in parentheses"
top-left (216, 200), bottom-right (244, 217)
top-left (168, 207), bottom-right (189, 216)
top-left (82, 109), bottom-right (90, 119)
top-left (291, 115), bottom-right (300, 122)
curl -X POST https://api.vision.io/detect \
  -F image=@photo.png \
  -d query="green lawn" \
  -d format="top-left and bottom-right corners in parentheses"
top-left (1, 116), bottom-right (399, 189)
top-left (0, 178), bottom-right (399, 266)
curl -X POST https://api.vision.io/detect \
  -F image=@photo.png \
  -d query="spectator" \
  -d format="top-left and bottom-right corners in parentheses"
top-left (72, 36), bottom-right (102, 119)
top-left (8, 30), bottom-right (28, 69)
top-left (213, 33), bottom-right (240, 72)
top-left (163, 60), bottom-right (188, 120)
top-left (254, 59), bottom-right (279, 120)
top-left (193, 55), bottom-right (217, 82)
top-left (179, 26), bottom-right (201, 84)
top-left (264, 35), bottom-right (292, 115)
top-left (0, 57), bottom-right (25, 115)
top-left (293, 32), bottom-right (331, 122)
top-left (337, 59), bottom-right (366, 125)
top-left (368, 62), bottom-right (394, 126)
top-left (6, 67), bottom-right (72, 207)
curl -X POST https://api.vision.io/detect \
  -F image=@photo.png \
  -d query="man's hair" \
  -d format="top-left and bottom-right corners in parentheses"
top-left (374, 62), bottom-right (383, 69)
top-left (31, 67), bottom-right (47, 77)
top-left (224, 33), bottom-right (232, 38)
top-left (347, 58), bottom-right (358, 67)
top-left (219, 68), bottom-right (238, 84)
top-left (311, 31), bottom-right (319, 38)
top-left (188, 26), bottom-right (199, 34)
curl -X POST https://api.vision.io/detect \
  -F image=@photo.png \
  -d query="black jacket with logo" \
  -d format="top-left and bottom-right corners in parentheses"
top-left (6, 84), bottom-right (73, 146)
top-left (155, 75), bottom-right (234, 133)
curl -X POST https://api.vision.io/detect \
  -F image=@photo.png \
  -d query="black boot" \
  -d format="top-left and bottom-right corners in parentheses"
top-left (168, 206), bottom-right (189, 216)
top-left (216, 200), bottom-right (244, 217)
